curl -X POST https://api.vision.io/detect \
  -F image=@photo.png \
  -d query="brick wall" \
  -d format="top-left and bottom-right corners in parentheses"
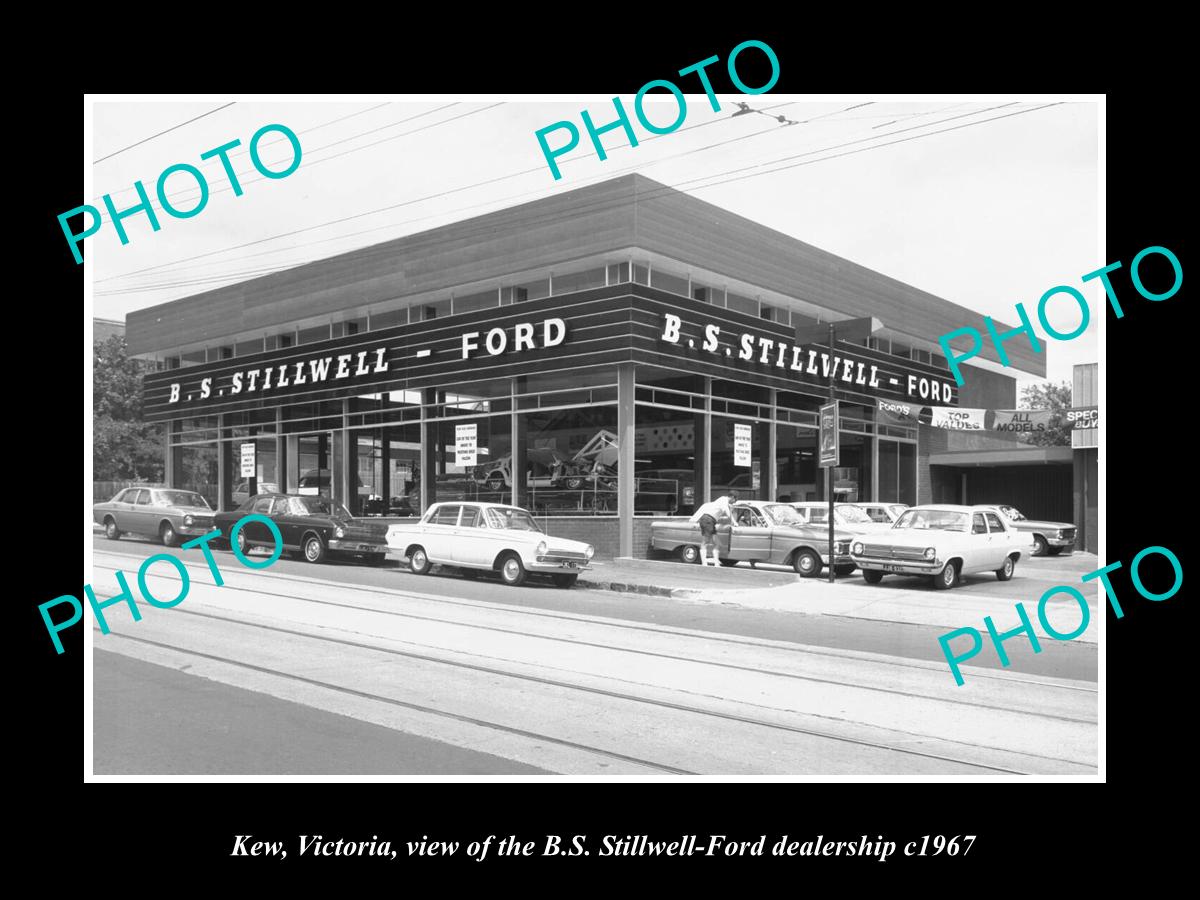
top-left (533, 516), bottom-right (669, 559)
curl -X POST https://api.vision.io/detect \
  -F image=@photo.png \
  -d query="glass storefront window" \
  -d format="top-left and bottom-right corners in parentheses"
top-left (878, 439), bottom-right (917, 506)
top-left (431, 414), bottom-right (513, 508)
top-left (353, 423), bottom-right (421, 517)
top-left (777, 425), bottom-right (818, 503)
top-left (711, 416), bottom-right (769, 501)
top-left (521, 405), bottom-right (619, 516)
top-left (179, 445), bottom-right (219, 509)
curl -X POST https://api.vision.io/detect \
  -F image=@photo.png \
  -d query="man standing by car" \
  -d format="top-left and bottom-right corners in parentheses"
top-left (689, 491), bottom-right (737, 566)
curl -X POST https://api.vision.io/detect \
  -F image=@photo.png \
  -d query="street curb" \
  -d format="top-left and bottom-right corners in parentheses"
top-left (575, 577), bottom-right (692, 599)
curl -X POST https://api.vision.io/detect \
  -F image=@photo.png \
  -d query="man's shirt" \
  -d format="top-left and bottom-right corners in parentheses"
top-left (690, 497), bottom-right (732, 524)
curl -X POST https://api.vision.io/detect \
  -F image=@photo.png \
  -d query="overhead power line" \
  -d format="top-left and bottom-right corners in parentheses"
top-left (93, 103), bottom-right (236, 165)
top-left (94, 103), bottom-right (1063, 302)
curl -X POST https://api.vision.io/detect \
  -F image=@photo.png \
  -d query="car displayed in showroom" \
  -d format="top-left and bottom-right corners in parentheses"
top-left (851, 502), bottom-right (910, 524)
top-left (386, 502), bottom-right (595, 587)
top-left (212, 493), bottom-right (390, 564)
top-left (994, 505), bottom-right (1077, 556)
top-left (789, 502), bottom-right (895, 535)
top-left (94, 487), bottom-right (217, 546)
top-left (649, 500), bottom-right (856, 577)
top-left (850, 504), bottom-right (1025, 589)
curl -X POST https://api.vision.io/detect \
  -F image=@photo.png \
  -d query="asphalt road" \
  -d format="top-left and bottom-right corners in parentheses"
top-left (91, 535), bottom-right (1095, 682)
top-left (94, 649), bottom-right (548, 775)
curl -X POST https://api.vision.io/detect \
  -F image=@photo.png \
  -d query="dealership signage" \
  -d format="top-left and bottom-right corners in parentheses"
top-left (239, 442), bottom-right (256, 478)
top-left (733, 423), bottom-right (752, 466)
top-left (658, 313), bottom-right (957, 404)
top-left (819, 402), bottom-right (839, 467)
top-left (455, 423), bottom-right (478, 467)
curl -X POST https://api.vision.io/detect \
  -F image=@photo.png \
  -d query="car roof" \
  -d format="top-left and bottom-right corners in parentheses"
top-left (903, 504), bottom-right (1003, 513)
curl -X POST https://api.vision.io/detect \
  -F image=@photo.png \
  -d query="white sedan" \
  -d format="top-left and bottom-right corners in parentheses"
top-left (386, 502), bottom-right (595, 587)
top-left (850, 504), bottom-right (1026, 589)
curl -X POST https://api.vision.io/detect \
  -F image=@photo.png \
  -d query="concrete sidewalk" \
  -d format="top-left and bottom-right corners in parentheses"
top-left (581, 557), bottom-right (1100, 645)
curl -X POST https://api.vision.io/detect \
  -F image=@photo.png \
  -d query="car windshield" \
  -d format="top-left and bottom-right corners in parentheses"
top-left (286, 497), bottom-right (352, 519)
top-left (894, 509), bottom-right (970, 532)
top-left (764, 504), bottom-right (804, 526)
top-left (1000, 505), bottom-right (1026, 521)
top-left (889, 505), bottom-right (908, 518)
top-left (835, 506), bottom-right (873, 524)
top-left (155, 491), bottom-right (210, 508)
top-left (484, 507), bottom-right (543, 531)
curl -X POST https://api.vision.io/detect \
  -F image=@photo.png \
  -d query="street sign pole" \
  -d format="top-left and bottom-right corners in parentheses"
top-left (826, 322), bottom-right (835, 585)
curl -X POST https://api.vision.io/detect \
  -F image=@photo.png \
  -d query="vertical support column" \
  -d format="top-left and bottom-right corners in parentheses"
top-left (284, 435), bottom-right (299, 493)
top-left (165, 421), bottom-right (182, 488)
top-left (764, 389), bottom-right (778, 502)
top-left (617, 363), bottom-right (636, 558)
top-left (332, 415), bottom-right (347, 509)
top-left (380, 426), bottom-right (391, 512)
top-left (420, 388), bottom-right (436, 513)
top-left (512, 377), bottom-right (528, 509)
top-left (217, 415), bottom-right (232, 512)
top-left (274, 408), bottom-right (286, 494)
top-left (700, 377), bottom-right (713, 504)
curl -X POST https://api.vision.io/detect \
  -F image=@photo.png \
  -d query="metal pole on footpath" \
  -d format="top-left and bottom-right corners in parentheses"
top-left (827, 322), bottom-right (836, 586)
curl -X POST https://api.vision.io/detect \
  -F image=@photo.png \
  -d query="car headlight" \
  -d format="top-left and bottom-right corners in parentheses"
top-left (1055, 530), bottom-right (1063, 539)
top-left (924, 547), bottom-right (936, 561)
top-left (536, 540), bottom-right (548, 556)
top-left (334, 526), bottom-right (346, 538)
top-left (852, 542), bottom-right (864, 556)
top-left (585, 544), bottom-right (595, 559)
top-left (184, 514), bottom-right (194, 526)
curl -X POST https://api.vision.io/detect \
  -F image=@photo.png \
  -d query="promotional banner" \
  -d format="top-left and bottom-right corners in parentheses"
top-left (819, 401), bottom-right (839, 467)
top-left (929, 407), bottom-right (987, 431)
top-left (876, 398), bottom-right (922, 426)
top-left (990, 409), bottom-right (1056, 434)
top-left (455, 424), bottom-right (478, 467)
top-left (1067, 406), bottom-right (1098, 429)
top-left (239, 442), bottom-right (256, 478)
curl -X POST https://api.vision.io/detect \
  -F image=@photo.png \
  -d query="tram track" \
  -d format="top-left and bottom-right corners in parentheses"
top-left (91, 554), bottom-right (1098, 729)
top-left (93, 587), bottom-right (1094, 774)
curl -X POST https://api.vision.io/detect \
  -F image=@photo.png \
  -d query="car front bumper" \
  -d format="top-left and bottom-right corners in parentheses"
top-left (853, 556), bottom-right (942, 576)
top-left (328, 539), bottom-right (388, 554)
top-left (1045, 536), bottom-right (1075, 548)
top-left (530, 555), bottom-right (592, 573)
top-left (177, 521), bottom-right (217, 537)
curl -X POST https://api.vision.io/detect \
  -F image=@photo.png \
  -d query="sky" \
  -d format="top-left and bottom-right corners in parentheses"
top-left (87, 96), bottom-right (1100, 394)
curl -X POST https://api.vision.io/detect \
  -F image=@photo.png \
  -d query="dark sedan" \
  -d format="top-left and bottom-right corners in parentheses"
top-left (213, 493), bottom-right (390, 564)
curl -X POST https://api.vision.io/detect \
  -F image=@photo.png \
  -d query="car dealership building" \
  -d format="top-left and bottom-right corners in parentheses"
top-left (128, 174), bottom-right (1055, 558)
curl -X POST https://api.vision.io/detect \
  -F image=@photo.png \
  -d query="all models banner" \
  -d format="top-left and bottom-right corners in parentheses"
top-left (991, 409), bottom-right (1056, 434)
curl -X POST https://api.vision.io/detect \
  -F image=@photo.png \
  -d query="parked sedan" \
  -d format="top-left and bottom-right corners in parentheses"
top-left (995, 505), bottom-right (1077, 556)
top-left (851, 502), bottom-right (910, 525)
top-left (649, 501), bottom-right (855, 577)
top-left (93, 487), bottom-right (216, 547)
top-left (850, 504), bottom-right (1025, 589)
top-left (790, 502), bottom-right (895, 535)
top-left (213, 493), bottom-right (389, 564)
top-left (387, 502), bottom-right (595, 587)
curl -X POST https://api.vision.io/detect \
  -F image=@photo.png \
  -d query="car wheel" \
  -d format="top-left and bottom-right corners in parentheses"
top-left (236, 529), bottom-right (249, 556)
top-left (934, 561), bottom-right (960, 590)
top-left (499, 553), bottom-right (527, 586)
top-left (996, 554), bottom-right (1016, 581)
top-left (1032, 534), bottom-right (1048, 557)
top-left (302, 534), bottom-right (326, 564)
top-left (487, 476), bottom-right (504, 492)
top-left (160, 522), bottom-right (177, 547)
top-left (565, 476), bottom-right (585, 490)
top-left (680, 545), bottom-right (700, 565)
top-left (861, 569), bottom-right (884, 585)
top-left (104, 517), bottom-right (121, 540)
top-left (551, 573), bottom-right (578, 588)
top-left (718, 558), bottom-right (738, 568)
top-left (408, 546), bottom-right (431, 575)
top-left (1047, 546), bottom-right (1064, 556)
top-left (793, 549), bottom-right (822, 578)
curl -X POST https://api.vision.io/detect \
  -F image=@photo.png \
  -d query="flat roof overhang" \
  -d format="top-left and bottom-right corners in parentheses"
top-left (930, 447), bottom-right (1076, 467)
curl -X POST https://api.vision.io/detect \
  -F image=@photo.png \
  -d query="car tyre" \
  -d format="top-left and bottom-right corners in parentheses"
top-left (499, 553), bottom-right (527, 586)
top-left (1032, 534), bottom-right (1048, 557)
top-left (302, 534), bottom-right (327, 564)
top-left (680, 545), bottom-right (701, 565)
top-left (236, 529), bottom-right (249, 556)
top-left (551, 573), bottom-right (578, 588)
top-left (934, 561), bottom-right (960, 590)
top-left (160, 522), bottom-right (178, 547)
top-left (996, 554), bottom-right (1016, 581)
top-left (565, 476), bottom-right (585, 490)
top-left (861, 569), bottom-right (884, 585)
top-left (793, 549), bottom-right (822, 578)
top-left (104, 517), bottom-right (121, 540)
top-left (408, 546), bottom-right (431, 575)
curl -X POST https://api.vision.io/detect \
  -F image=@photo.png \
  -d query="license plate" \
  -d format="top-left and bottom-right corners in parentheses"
top-left (566, 561), bottom-right (578, 569)
top-left (881, 564), bottom-right (904, 572)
